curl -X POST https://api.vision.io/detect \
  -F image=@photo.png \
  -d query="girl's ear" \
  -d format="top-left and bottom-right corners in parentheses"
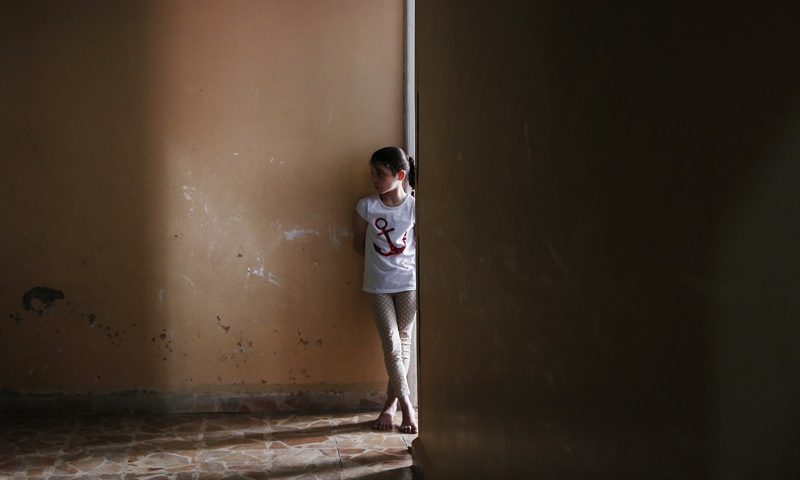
top-left (397, 170), bottom-right (406, 181)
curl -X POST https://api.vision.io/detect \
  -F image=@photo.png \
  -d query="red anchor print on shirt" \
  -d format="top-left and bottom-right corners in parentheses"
top-left (373, 217), bottom-right (407, 257)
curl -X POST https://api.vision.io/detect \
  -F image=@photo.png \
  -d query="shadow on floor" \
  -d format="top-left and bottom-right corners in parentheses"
top-left (0, 411), bottom-right (418, 479)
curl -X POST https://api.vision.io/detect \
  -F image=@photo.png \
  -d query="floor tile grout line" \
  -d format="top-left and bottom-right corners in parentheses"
top-left (267, 412), bottom-right (275, 472)
top-left (333, 424), bottom-right (343, 470)
top-left (195, 414), bottom-right (207, 480)
top-left (122, 415), bottom-right (144, 478)
top-left (267, 414), bottom-right (280, 475)
top-left (52, 415), bottom-right (83, 476)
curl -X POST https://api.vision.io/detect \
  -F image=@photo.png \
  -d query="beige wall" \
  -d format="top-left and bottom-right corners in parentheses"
top-left (415, 1), bottom-right (800, 478)
top-left (0, 1), bottom-right (403, 397)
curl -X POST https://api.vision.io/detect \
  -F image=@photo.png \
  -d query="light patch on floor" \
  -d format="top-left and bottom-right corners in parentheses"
top-left (0, 411), bottom-right (416, 479)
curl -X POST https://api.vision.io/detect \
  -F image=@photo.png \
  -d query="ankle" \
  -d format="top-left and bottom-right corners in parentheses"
top-left (382, 397), bottom-right (399, 413)
top-left (397, 396), bottom-right (414, 414)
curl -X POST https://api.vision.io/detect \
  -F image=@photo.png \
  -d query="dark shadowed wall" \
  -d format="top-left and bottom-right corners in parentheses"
top-left (0, 0), bottom-right (403, 407)
top-left (415, 1), bottom-right (800, 478)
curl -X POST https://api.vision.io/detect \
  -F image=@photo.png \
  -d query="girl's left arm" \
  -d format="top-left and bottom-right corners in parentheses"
top-left (352, 212), bottom-right (368, 257)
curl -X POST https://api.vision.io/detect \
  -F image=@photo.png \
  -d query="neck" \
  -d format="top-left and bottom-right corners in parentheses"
top-left (379, 186), bottom-right (407, 207)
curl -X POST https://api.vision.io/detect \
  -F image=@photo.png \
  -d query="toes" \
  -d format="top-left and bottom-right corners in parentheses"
top-left (399, 424), bottom-right (417, 434)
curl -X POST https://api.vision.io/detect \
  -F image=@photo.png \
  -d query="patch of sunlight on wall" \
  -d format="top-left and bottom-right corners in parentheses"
top-left (141, 0), bottom-right (405, 394)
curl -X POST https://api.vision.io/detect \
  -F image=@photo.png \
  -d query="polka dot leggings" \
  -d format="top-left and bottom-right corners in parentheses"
top-left (369, 290), bottom-right (416, 399)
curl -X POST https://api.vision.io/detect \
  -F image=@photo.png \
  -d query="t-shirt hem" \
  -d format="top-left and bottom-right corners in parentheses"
top-left (363, 286), bottom-right (417, 294)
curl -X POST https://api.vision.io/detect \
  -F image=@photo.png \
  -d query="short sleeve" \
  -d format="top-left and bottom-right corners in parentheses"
top-left (356, 197), bottom-right (369, 220)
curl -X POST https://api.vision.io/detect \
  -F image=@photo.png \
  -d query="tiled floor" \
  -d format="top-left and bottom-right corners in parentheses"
top-left (0, 411), bottom-right (416, 480)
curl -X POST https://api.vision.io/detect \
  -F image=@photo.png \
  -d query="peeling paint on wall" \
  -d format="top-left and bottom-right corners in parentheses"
top-left (217, 316), bottom-right (230, 333)
top-left (22, 287), bottom-right (64, 316)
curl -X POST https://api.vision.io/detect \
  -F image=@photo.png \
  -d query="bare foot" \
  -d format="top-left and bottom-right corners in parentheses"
top-left (373, 397), bottom-right (398, 430)
top-left (398, 396), bottom-right (418, 434)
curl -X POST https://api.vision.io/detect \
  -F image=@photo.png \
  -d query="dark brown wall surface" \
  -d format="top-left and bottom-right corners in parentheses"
top-left (1, 1), bottom-right (160, 393)
top-left (416, 1), bottom-right (800, 478)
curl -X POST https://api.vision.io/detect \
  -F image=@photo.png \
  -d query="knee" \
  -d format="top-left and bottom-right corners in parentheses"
top-left (384, 346), bottom-right (403, 361)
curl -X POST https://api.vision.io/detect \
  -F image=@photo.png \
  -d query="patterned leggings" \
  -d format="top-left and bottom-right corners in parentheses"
top-left (369, 290), bottom-right (416, 399)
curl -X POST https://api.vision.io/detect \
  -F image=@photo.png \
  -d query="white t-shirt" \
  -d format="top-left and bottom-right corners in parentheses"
top-left (356, 194), bottom-right (416, 294)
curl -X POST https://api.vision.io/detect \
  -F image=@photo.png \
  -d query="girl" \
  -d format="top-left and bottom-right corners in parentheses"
top-left (352, 146), bottom-right (418, 434)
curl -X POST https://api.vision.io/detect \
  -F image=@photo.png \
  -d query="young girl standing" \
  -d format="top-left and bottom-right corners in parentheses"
top-left (352, 146), bottom-right (418, 434)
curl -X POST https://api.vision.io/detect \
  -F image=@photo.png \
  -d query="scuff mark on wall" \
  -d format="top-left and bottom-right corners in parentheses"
top-left (329, 225), bottom-right (341, 249)
top-left (217, 316), bottom-right (230, 333)
top-left (179, 274), bottom-right (196, 292)
top-left (182, 185), bottom-right (195, 202)
top-left (283, 229), bottom-right (319, 241)
top-left (22, 287), bottom-right (64, 316)
top-left (251, 266), bottom-right (265, 278)
top-left (83, 313), bottom-right (98, 328)
top-left (13, 291), bottom-right (133, 352)
top-left (297, 332), bottom-right (309, 346)
top-left (236, 338), bottom-right (254, 354)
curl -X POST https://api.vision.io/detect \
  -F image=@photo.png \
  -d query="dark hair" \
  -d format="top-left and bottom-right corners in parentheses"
top-left (370, 146), bottom-right (416, 189)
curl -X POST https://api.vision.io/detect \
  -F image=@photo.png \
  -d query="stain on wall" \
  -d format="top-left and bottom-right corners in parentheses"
top-left (0, 0), bottom-right (403, 399)
top-left (21, 288), bottom-right (64, 316)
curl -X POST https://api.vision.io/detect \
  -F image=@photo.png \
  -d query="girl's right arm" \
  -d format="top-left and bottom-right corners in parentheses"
top-left (352, 212), bottom-right (368, 257)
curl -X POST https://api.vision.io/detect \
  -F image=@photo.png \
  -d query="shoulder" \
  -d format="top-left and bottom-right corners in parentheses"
top-left (356, 195), bottom-right (377, 218)
top-left (403, 193), bottom-right (416, 212)
top-left (357, 194), bottom-right (378, 208)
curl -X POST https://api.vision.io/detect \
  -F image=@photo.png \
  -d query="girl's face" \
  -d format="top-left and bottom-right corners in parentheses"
top-left (370, 162), bottom-right (405, 194)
